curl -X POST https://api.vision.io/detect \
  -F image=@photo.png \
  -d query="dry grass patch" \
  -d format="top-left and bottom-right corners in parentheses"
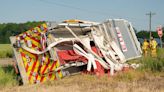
top-left (2, 72), bottom-right (163, 92)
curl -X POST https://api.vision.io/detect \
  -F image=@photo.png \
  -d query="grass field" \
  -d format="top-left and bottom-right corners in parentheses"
top-left (0, 44), bottom-right (13, 58)
top-left (0, 46), bottom-right (163, 92)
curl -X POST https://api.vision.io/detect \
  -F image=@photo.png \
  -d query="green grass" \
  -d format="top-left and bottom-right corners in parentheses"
top-left (0, 66), bottom-right (18, 88)
top-left (0, 44), bottom-right (13, 58)
top-left (139, 57), bottom-right (164, 72)
top-left (138, 48), bottom-right (164, 72)
top-left (127, 48), bottom-right (164, 72)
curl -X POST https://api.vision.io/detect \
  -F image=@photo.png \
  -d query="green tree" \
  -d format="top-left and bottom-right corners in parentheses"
top-left (136, 30), bottom-right (149, 39)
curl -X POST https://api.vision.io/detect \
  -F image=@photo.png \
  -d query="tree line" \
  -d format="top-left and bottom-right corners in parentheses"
top-left (136, 28), bottom-right (164, 41)
top-left (0, 21), bottom-right (163, 43)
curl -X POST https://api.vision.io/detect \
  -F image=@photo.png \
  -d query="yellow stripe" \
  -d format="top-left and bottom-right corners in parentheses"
top-left (22, 56), bottom-right (28, 67)
top-left (28, 60), bottom-right (35, 71)
top-left (56, 60), bottom-right (60, 68)
top-left (48, 62), bottom-right (57, 74)
top-left (26, 71), bottom-right (32, 84)
top-left (22, 54), bottom-right (38, 84)
top-left (18, 48), bottom-right (23, 52)
top-left (35, 27), bottom-right (42, 33)
top-left (42, 77), bottom-right (47, 82)
top-left (30, 76), bottom-right (34, 84)
top-left (20, 49), bottom-right (36, 59)
top-left (50, 60), bottom-right (60, 71)
top-left (36, 76), bottom-right (41, 83)
top-left (39, 55), bottom-right (50, 74)
top-left (51, 62), bottom-right (57, 71)
top-left (40, 65), bottom-right (44, 74)
top-left (27, 62), bottom-right (40, 84)
top-left (26, 71), bottom-right (31, 77)
top-left (21, 56), bottom-right (29, 75)
top-left (42, 23), bottom-right (48, 29)
top-left (58, 71), bottom-right (63, 78)
top-left (33, 60), bottom-right (40, 73)
top-left (24, 36), bottom-right (41, 48)
top-left (23, 55), bottom-right (37, 71)
top-left (50, 74), bottom-right (56, 80)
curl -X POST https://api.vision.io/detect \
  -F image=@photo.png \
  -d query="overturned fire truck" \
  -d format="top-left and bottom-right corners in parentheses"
top-left (10, 19), bottom-right (142, 85)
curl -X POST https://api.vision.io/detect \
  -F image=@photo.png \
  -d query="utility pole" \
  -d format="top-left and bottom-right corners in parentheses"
top-left (146, 11), bottom-right (156, 39)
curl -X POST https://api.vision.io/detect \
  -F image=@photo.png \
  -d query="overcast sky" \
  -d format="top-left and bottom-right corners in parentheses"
top-left (0, 0), bottom-right (164, 31)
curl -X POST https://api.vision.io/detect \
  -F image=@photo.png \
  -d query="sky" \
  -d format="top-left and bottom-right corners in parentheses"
top-left (0, 0), bottom-right (164, 31)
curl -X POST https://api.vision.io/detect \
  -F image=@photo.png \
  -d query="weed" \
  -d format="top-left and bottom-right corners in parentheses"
top-left (138, 56), bottom-right (164, 72)
top-left (0, 65), bottom-right (18, 88)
